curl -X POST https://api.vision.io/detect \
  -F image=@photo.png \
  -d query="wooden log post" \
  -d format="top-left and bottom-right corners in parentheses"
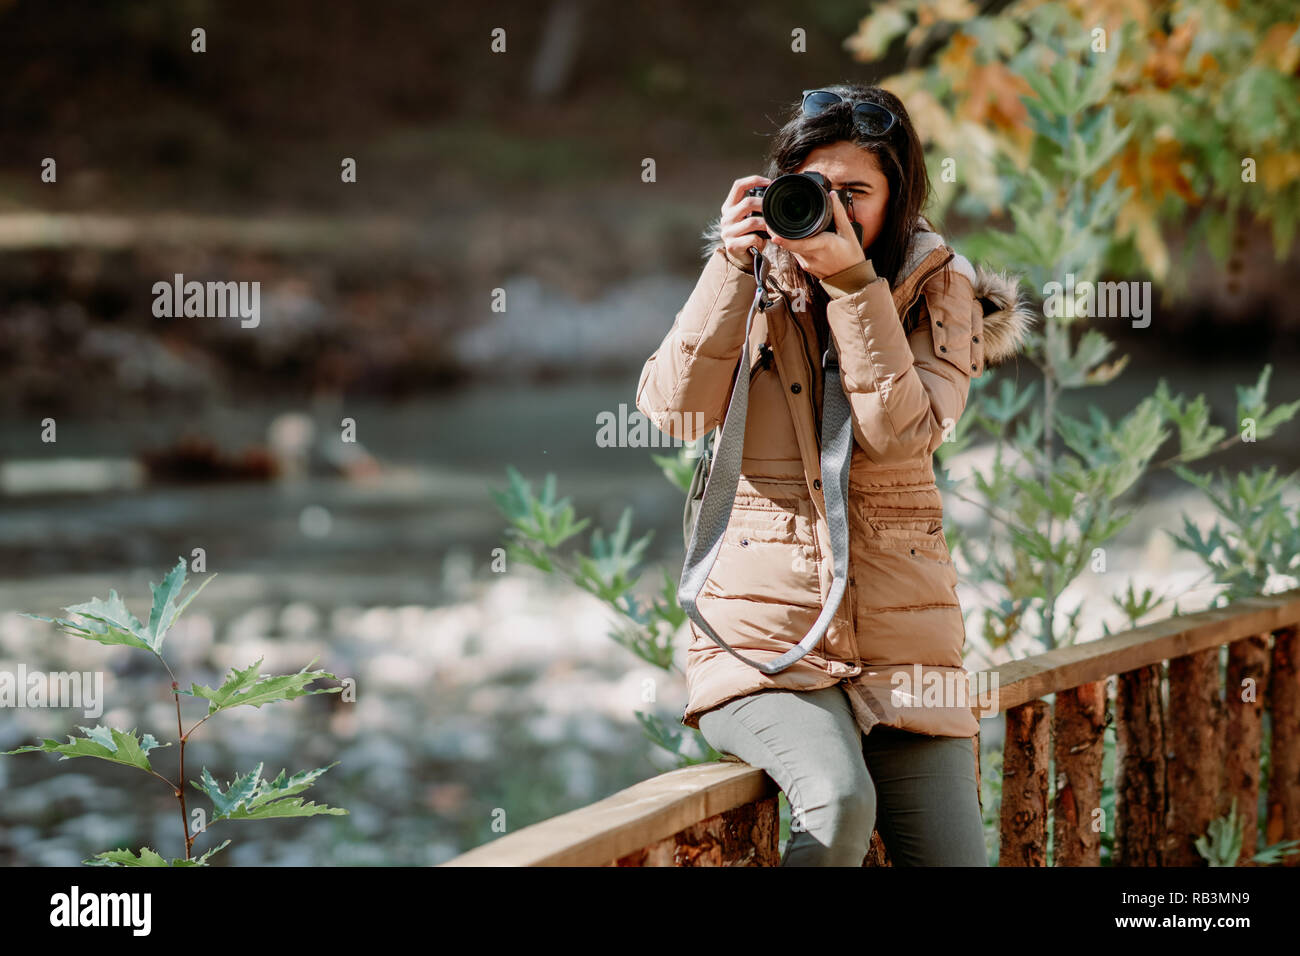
top-left (1052, 680), bottom-right (1108, 866)
top-left (1000, 700), bottom-right (1050, 866)
top-left (1266, 625), bottom-right (1300, 866)
top-left (613, 793), bottom-right (780, 866)
top-left (863, 829), bottom-right (893, 866)
top-left (1114, 663), bottom-right (1166, 865)
top-left (1165, 647), bottom-right (1226, 866)
top-left (1224, 634), bottom-right (1270, 865)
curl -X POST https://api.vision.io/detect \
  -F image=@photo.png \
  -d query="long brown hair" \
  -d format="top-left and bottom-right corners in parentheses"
top-left (761, 83), bottom-right (936, 343)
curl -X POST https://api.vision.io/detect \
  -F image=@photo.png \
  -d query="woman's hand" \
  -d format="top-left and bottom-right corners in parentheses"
top-left (768, 191), bottom-right (866, 280)
top-left (718, 174), bottom-right (773, 268)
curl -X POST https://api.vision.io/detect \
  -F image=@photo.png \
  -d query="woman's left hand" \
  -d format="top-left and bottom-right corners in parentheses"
top-left (768, 191), bottom-right (866, 280)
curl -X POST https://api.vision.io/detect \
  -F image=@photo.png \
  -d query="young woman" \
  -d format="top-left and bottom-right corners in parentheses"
top-left (635, 83), bottom-right (1033, 866)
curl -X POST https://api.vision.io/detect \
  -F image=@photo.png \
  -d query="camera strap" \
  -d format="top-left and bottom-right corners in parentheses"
top-left (677, 248), bottom-right (853, 674)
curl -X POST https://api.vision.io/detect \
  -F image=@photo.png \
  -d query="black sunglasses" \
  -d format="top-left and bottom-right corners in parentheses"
top-left (801, 89), bottom-right (898, 137)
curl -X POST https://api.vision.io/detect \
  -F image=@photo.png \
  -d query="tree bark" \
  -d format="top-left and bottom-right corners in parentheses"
top-left (1165, 648), bottom-right (1225, 866)
top-left (1114, 664), bottom-right (1166, 866)
top-left (1224, 634), bottom-right (1269, 865)
top-left (1266, 626), bottom-right (1300, 865)
top-left (1052, 680), bottom-right (1107, 865)
top-left (1000, 700), bottom-right (1050, 866)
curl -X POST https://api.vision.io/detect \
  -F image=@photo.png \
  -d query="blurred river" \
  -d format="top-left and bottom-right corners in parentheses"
top-left (1, 354), bottom-right (1297, 865)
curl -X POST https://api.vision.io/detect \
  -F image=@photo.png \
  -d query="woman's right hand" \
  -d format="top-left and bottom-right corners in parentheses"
top-left (719, 174), bottom-right (772, 268)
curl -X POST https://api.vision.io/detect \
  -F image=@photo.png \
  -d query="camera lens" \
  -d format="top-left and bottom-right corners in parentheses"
top-left (775, 191), bottom-right (811, 224)
top-left (762, 173), bottom-right (833, 240)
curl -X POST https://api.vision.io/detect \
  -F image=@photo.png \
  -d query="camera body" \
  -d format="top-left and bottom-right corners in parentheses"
top-left (745, 170), bottom-right (861, 243)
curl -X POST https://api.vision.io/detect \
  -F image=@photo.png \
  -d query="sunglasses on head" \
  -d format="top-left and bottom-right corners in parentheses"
top-left (801, 89), bottom-right (898, 137)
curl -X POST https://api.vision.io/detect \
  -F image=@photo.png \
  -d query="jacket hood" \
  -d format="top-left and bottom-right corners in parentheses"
top-left (701, 215), bottom-right (1035, 368)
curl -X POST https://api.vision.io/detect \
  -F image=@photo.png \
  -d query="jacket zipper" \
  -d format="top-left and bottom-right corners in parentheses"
top-left (749, 342), bottom-right (774, 382)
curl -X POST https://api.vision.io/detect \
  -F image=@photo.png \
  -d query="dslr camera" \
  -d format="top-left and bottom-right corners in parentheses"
top-left (745, 171), bottom-right (863, 243)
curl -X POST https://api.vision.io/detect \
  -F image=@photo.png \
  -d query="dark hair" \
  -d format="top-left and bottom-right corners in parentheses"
top-left (762, 83), bottom-right (936, 339)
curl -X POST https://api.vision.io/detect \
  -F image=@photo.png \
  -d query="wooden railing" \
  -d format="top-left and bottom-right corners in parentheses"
top-left (442, 588), bottom-right (1300, 866)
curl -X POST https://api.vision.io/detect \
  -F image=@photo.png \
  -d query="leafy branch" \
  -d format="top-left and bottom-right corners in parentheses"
top-left (3, 558), bottom-right (347, 865)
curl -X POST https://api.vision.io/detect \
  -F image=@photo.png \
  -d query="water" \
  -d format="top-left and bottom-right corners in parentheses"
top-left (2, 354), bottom-right (1297, 865)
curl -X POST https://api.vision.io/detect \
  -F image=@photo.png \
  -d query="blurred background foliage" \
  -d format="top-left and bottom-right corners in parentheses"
top-left (849, 0), bottom-right (1300, 288)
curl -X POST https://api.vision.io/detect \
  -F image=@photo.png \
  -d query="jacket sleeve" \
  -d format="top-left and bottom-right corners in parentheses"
top-left (818, 258), bottom-right (984, 465)
top-left (635, 246), bottom-right (757, 442)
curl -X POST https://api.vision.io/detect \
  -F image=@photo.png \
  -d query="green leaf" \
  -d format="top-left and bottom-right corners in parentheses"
top-left (177, 657), bottom-right (341, 715)
top-left (1153, 379), bottom-right (1228, 461)
top-left (243, 763), bottom-right (339, 809)
top-left (84, 840), bottom-right (231, 867)
top-left (148, 557), bottom-right (188, 642)
top-left (84, 846), bottom-right (169, 867)
top-left (488, 466), bottom-right (591, 550)
top-left (1234, 364), bottom-right (1300, 443)
top-left (1251, 838), bottom-right (1300, 866)
top-left (192, 761), bottom-right (346, 822)
top-left (22, 592), bottom-right (152, 653)
top-left (22, 557), bottom-right (215, 657)
top-left (1023, 65), bottom-right (1068, 116)
top-left (184, 841), bottom-right (233, 866)
top-left (651, 437), bottom-right (708, 495)
top-left (1052, 57), bottom-right (1082, 113)
top-left (196, 764), bottom-right (265, 818)
top-left (224, 796), bottom-right (348, 822)
top-left (4, 726), bottom-right (170, 774)
top-left (569, 507), bottom-right (653, 602)
top-left (1076, 52), bottom-right (1118, 110)
top-left (635, 710), bottom-right (725, 766)
top-left (1195, 797), bottom-right (1243, 866)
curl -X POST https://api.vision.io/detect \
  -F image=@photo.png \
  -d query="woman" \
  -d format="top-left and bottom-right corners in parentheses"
top-left (635, 83), bottom-right (1033, 866)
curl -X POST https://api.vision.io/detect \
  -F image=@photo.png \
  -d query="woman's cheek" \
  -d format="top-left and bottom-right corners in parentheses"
top-left (857, 201), bottom-right (888, 249)
top-left (859, 218), bottom-right (883, 250)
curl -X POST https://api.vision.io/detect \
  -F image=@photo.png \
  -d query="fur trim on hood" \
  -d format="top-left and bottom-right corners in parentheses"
top-left (700, 215), bottom-right (1035, 367)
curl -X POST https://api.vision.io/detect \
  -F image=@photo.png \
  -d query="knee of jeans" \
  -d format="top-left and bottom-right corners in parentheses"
top-left (800, 770), bottom-right (876, 829)
top-left (829, 780), bottom-right (876, 830)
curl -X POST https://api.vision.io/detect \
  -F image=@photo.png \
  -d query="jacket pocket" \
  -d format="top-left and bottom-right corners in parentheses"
top-left (865, 514), bottom-right (944, 545)
top-left (860, 513), bottom-right (959, 596)
top-left (722, 497), bottom-right (797, 543)
top-left (701, 501), bottom-right (820, 608)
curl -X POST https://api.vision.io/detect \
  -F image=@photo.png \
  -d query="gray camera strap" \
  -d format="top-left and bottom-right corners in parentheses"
top-left (677, 248), bottom-right (853, 674)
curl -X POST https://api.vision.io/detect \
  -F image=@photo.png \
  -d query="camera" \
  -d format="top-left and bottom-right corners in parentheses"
top-left (745, 171), bottom-right (862, 243)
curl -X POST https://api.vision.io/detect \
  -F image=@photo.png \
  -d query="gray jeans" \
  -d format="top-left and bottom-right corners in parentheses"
top-left (698, 684), bottom-right (989, 866)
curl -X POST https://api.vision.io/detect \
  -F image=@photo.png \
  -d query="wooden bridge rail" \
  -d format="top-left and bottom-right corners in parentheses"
top-left (443, 588), bottom-right (1300, 866)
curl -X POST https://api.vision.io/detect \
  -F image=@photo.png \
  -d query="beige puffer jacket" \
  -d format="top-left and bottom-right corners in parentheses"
top-left (636, 218), bottom-right (1034, 738)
